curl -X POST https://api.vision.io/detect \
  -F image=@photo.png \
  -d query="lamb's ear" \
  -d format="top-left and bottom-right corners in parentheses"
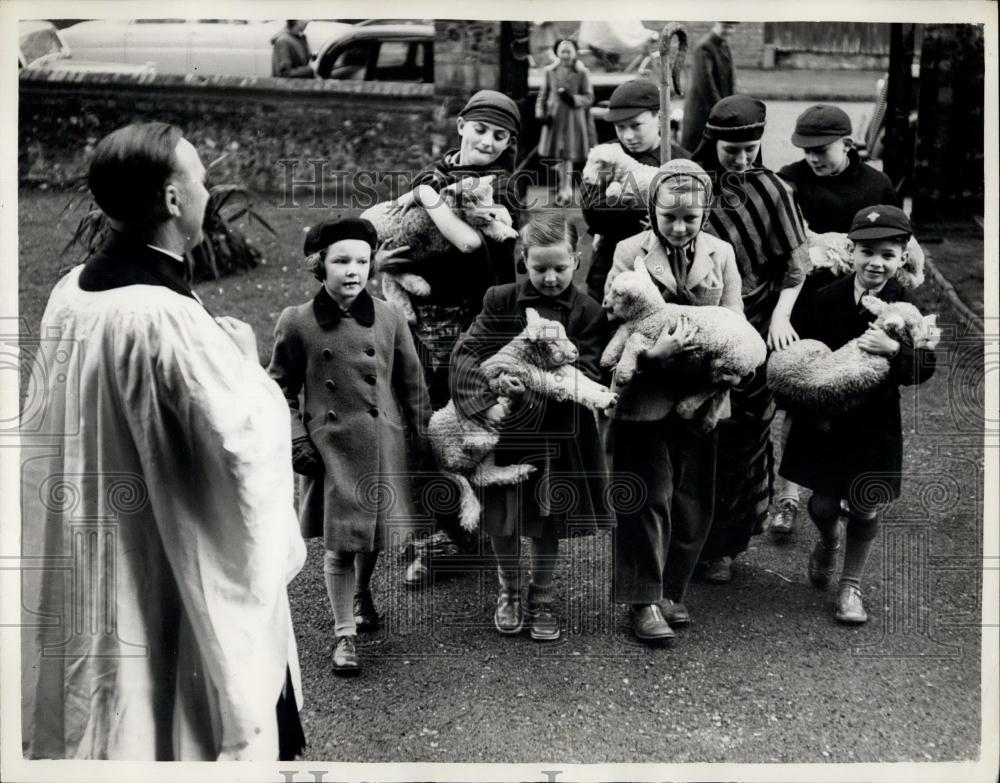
top-left (633, 257), bottom-right (652, 278)
top-left (861, 294), bottom-right (887, 316)
top-left (922, 314), bottom-right (942, 350)
top-left (525, 307), bottom-right (542, 338)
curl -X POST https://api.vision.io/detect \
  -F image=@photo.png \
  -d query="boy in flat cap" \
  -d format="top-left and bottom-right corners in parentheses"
top-left (581, 79), bottom-right (690, 302)
top-left (268, 217), bottom-right (430, 676)
top-left (771, 105), bottom-right (899, 538)
top-left (779, 205), bottom-right (936, 624)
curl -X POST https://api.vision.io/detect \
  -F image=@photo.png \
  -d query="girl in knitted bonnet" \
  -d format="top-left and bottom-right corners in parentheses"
top-left (604, 158), bottom-right (743, 643)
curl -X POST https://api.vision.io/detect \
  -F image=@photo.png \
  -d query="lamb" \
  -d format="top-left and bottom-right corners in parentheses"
top-left (767, 294), bottom-right (940, 416)
top-left (601, 258), bottom-right (767, 430)
top-left (581, 142), bottom-right (659, 208)
top-left (807, 228), bottom-right (926, 288)
top-left (361, 176), bottom-right (519, 322)
top-left (428, 308), bottom-right (618, 531)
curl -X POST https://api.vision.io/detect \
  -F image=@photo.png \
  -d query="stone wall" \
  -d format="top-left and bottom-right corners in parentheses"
top-left (19, 71), bottom-right (437, 198)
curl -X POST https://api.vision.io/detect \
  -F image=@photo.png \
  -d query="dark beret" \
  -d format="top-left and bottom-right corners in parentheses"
top-left (303, 217), bottom-right (378, 256)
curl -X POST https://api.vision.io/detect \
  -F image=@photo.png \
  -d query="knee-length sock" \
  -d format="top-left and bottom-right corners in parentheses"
top-left (354, 550), bottom-right (380, 594)
top-left (490, 534), bottom-right (522, 594)
top-left (323, 549), bottom-right (357, 637)
top-left (528, 529), bottom-right (559, 607)
top-left (840, 513), bottom-right (879, 589)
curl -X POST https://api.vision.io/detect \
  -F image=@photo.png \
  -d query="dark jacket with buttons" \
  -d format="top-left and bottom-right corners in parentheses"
top-left (268, 287), bottom-right (430, 550)
top-left (779, 276), bottom-right (936, 500)
top-left (449, 280), bottom-right (614, 536)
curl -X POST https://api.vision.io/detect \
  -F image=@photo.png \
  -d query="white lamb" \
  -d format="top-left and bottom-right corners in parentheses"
top-left (361, 176), bottom-right (519, 322)
top-left (767, 294), bottom-right (940, 415)
top-left (601, 258), bottom-right (767, 430)
top-left (429, 308), bottom-right (618, 531)
top-left (581, 142), bottom-right (659, 208)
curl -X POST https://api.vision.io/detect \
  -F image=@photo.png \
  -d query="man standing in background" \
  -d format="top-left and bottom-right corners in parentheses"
top-left (681, 22), bottom-right (737, 152)
top-left (272, 20), bottom-right (316, 78)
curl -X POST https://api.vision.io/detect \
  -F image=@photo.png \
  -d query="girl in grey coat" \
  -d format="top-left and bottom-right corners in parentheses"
top-left (268, 218), bottom-right (430, 674)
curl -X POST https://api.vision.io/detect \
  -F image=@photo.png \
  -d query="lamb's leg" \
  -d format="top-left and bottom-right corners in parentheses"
top-left (615, 332), bottom-right (653, 385)
top-left (600, 326), bottom-right (630, 370)
top-left (447, 472), bottom-right (483, 532)
top-left (395, 273), bottom-right (431, 298)
top-left (471, 452), bottom-right (536, 487)
top-left (539, 366), bottom-right (617, 411)
top-left (381, 273), bottom-right (417, 323)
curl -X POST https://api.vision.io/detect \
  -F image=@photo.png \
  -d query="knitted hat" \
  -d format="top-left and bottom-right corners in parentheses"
top-left (791, 104), bottom-right (852, 147)
top-left (703, 95), bottom-right (767, 142)
top-left (304, 217), bottom-right (377, 256)
top-left (459, 90), bottom-right (521, 136)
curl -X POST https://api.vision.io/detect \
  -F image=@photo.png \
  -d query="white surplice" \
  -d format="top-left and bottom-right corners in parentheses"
top-left (20, 266), bottom-right (306, 760)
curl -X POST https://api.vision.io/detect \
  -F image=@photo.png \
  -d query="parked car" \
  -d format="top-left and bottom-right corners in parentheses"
top-left (59, 18), bottom-right (433, 80)
top-left (313, 24), bottom-right (433, 82)
top-left (19, 20), bottom-right (155, 74)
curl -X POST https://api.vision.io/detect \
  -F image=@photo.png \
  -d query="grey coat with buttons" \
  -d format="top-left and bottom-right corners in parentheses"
top-left (268, 287), bottom-right (430, 551)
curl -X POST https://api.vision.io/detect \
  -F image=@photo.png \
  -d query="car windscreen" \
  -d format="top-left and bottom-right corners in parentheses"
top-left (21, 29), bottom-right (66, 64)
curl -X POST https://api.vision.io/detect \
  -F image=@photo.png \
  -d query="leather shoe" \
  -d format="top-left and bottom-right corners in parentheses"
top-left (808, 538), bottom-right (841, 589)
top-left (658, 599), bottom-right (691, 627)
top-left (494, 590), bottom-right (523, 635)
top-left (403, 554), bottom-right (428, 589)
top-left (769, 500), bottom-right (798, 539)
top-left (835, 583), bottom-right (868, 624)
top-left (703, 556), bottom-right (733, 583)
top-left (353, 590), bottom-right (380, 632)
top-left (332, 635), bottom-right (361, 676)
top-left (526, 604), bottom-right (560, 642)
top-left (629, 604), bottom-right (674, 642)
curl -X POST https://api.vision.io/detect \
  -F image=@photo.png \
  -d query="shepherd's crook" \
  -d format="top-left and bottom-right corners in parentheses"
top-left (659, 23), bottom-right (688, 163)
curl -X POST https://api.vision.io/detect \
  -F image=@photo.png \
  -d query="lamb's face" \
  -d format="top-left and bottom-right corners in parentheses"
top-left (461, 205), bottom-right (519, 241)
top-left (527, 319), bottom-right (578, 367)
top-left (602, 267), bottom-right (656, 321)
top-left (581, 147), bottom-right (617, 186)
top-left (871, 300), bottom-right (941, 350)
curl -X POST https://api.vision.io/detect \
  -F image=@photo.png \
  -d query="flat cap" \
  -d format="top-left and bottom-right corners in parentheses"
top-left (604, 80), bottom-right (660, 123)
top-left (791, 104), bottom-right (853, 148)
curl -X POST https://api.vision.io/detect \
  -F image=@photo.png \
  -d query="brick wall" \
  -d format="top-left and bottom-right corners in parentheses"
top-left (548, 21), bottom-right (766, 68)
top-left (19, 71), bottom-right (438, 197)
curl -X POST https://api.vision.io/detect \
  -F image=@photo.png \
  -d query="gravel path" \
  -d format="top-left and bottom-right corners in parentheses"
top-left (288, 273), bottom-right (985, 763)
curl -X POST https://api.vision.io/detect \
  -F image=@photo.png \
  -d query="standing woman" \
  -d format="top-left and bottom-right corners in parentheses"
top-left (689, 96), bottom-right (810, 583)
top-left (535, 38), bottom-right (597, 206)
top-left (386, 90), bottom-right (524, 585)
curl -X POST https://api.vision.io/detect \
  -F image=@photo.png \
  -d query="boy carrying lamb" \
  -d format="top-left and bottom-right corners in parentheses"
top-left (776, 205), bottom-right (937, 625)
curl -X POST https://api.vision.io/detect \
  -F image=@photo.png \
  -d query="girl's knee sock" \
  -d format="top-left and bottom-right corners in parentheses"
top-left (323, 550), bottom-right (357, 637)
top-left (490, 534), bottom-right (522, 593)
top-left (840, 513), bottom-right (880, 589)
top-left (355, 550), bottom-right (380, 594)
top-left (808, 494), bottom-right (842, 549)
top-left (528, 531), bottom-right (559, 606)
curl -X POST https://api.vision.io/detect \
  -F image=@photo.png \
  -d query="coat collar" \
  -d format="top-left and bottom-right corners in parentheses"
top-left (515, 278), bottom-right (578, 310)
top-left (637, 232), bottom-right (714, 296)
top-left (312, 285), bottom-right (375, 329)
top-left (77, 229), bottom-right (197, 301)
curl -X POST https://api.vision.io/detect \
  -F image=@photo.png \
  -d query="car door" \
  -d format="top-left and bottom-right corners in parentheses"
top-left (369, 38), bottom-right (432, 82)
top-left (188, 19), bottom-right (269, 76)
top-left (318, 40), bottom-right (377, 80)
top-left (124, 19), bottom-right (191, 74)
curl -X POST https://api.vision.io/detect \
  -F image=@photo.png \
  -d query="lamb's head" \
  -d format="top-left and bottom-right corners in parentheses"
top-left (523, 307), bottom-right (578, 367)
top-left (602, 257), bottom-right (663, 322)
top-left (807, 230), bottom-right (854, 276)
top-left (446, 175), bottom-right (495, 208)
top-left (582, 143), bottom-right (629, 186)
top-left (861, 295), bottom-right (941, 350)
top-left (460, 203), bottom-right (520, 242)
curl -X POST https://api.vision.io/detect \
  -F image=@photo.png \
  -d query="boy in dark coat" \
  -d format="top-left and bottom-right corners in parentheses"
top-left (770, 105), bottom-right (900, 538)
top-left (449, 212), bottom-right (612, 642)
top-left (581, 80), bottom-right (689, 302)
top-left (779, 205), bottom-right (936, 624)
top-left (680, 22), bottom-right (736, 152)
